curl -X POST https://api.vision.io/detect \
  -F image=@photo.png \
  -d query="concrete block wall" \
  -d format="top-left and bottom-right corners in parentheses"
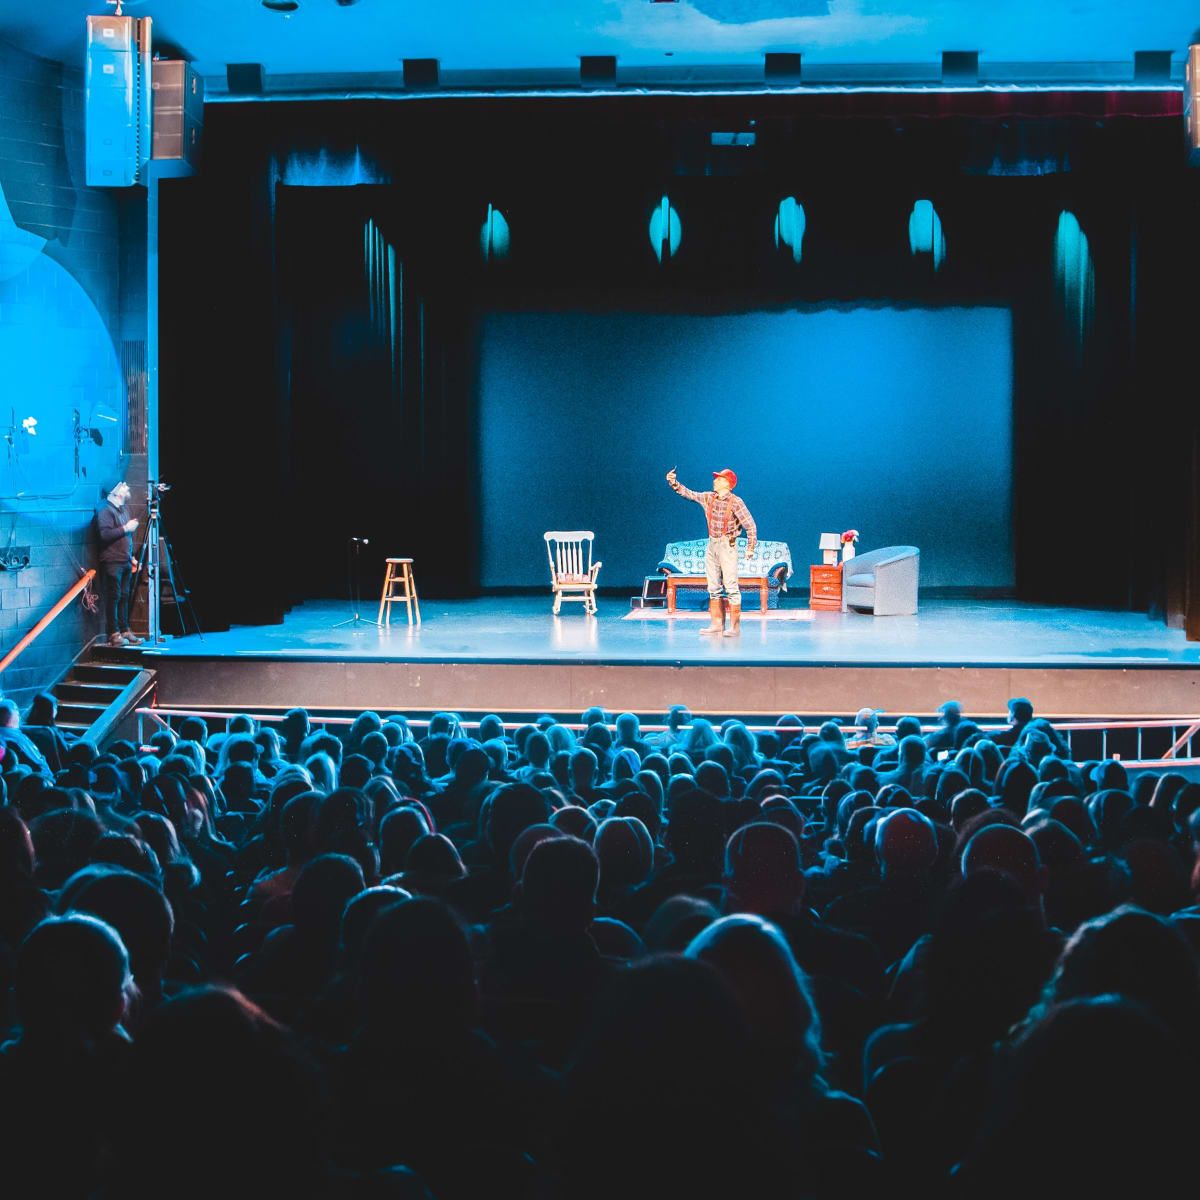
top-left (0, 37), bottom-right (146, 711)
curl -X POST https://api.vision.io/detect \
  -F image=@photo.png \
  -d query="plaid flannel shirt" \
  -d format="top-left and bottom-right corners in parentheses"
top-left (670, 480), bottom-right (757, 549)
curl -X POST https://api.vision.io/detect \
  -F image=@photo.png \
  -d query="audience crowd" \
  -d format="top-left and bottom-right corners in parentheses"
top-left (1, 693), bottom-right (1199, 1199)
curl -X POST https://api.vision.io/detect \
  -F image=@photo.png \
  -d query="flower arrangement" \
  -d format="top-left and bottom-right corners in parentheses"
top-left (841, 529), bottom-right (859, 546)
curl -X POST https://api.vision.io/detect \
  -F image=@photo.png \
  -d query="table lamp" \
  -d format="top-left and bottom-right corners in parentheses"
top-left (819, 532), bottom-right (840, 566)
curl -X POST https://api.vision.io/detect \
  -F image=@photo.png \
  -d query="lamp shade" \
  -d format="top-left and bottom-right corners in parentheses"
top-left (818, 532), bottom-right (840, 551)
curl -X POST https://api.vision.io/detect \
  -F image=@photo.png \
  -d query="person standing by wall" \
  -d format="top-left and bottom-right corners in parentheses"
top-left (95, 480), bottom-right (142, 647)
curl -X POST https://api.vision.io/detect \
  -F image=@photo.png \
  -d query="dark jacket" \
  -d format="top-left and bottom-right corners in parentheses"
top-left (95, 500), bottom-right (133, 565)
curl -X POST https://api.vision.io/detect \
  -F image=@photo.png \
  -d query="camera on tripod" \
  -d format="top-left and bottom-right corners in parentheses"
top-left (135, 480), bottom-right (200, 642)
top-left (147, 480), bottom-right (171, 513)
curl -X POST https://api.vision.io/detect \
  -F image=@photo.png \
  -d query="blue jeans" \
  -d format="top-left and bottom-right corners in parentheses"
top-left (705, 537), bottom-right (741, 605)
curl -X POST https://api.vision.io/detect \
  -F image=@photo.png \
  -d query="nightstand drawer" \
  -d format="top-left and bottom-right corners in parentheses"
top-left (811, 581), bottom-right (842, 599)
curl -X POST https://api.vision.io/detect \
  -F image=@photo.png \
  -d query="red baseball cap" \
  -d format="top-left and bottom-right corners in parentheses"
top-left (712, 468), bottom-right (737, 488)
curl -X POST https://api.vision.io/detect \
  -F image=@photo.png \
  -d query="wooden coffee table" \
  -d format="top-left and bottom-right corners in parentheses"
top-left (665, 575), bottom-right (770, 614)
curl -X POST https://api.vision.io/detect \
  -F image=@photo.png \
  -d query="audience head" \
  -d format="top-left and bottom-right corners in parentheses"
top-left (961, 823), bottom-right (1045, 905)
top-left (874, 807), bottom-right (938, 879)
top-left (518, 835), bottom-right (598, 933)
top-left (723, 822), bottom-right (803, 914)
top-left (17, 913), bottom-right (132, 1042)
top-left (594, 816), bottom-right (654, 890)
top-left (358, 897), bottom-right (477, 1036)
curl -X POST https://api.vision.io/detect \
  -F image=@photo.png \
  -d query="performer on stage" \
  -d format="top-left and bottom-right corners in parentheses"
top-left (666, 466), bottom-right (757, 637)
top-left (95, 480), bottom-right (143, 647)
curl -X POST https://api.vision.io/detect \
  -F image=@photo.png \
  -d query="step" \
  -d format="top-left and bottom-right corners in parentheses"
top-left (89, 645), bottom-right (148, 664)
top-left (56, 681), bottom-right (125, 705)
top-left (73, 663), bottom-right (145, 685)
top-left (56, 702), bottom-right (109, 726)
top-left (57, 721), bottom-right (93, 734)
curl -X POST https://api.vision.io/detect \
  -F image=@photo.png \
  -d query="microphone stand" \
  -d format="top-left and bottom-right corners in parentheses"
top-left (332, 536), bottom-right (382, 629)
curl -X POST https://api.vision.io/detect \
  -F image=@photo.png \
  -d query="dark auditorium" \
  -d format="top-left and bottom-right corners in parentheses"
top-left (1, 3), bottom-right (1200, 1198)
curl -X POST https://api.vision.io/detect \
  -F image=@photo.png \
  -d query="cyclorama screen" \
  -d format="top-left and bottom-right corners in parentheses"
top-left (478, 307), bottom-right (1013, 590)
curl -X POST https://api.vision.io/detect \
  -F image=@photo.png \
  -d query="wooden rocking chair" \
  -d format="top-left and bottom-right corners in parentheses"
top-left (544, 530), bottom-right (602, 615)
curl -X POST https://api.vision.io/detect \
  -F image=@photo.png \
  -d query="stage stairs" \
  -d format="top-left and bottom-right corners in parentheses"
top-left (52, 643), bottom-right (157, 745)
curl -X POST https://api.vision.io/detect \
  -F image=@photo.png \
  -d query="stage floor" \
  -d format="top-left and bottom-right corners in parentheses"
top-left (143, 596), bottom-right (1200, 669)
top-left (137, 597), bottom-right (1200, 719)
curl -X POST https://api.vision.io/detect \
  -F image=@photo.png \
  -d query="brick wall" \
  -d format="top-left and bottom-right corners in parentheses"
top-left (0, 37), bottom-right (146, 710)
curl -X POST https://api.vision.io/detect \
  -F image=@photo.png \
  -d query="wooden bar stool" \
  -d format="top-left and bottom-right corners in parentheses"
top-left (378, 558), bottom-right (421, 626)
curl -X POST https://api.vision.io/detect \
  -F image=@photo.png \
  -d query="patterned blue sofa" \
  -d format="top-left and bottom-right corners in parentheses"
top-left (656, 538), bottom-right (793, 609)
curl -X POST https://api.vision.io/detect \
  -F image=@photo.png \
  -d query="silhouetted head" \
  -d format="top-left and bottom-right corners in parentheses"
top-left (358, 896), bottom-right (476, 1036)
top-left (518, 835), bottom-right (598, 933)
top-left (17, 913), bottom-right (132, 1042)
top-left (378, 806), bottom-right (431, 876)
top-left (961, 824), bottom-right (1045, 905)
top-left (874, 807), bottom-right (938, 879)
top-left (59, 865), bottom-right (174, 997)
top-left (487, 782), bottom-right (553, 869)
top-left (686, 913), bottom-right (825, 1078)
top-left (723, 822), bottom-right (803, 914)
top-left (291, 853), bottom-right (365, 943)
top-left (594, 816), bottom-right (654, 890)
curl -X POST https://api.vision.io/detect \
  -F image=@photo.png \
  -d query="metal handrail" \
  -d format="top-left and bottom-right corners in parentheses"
top-left (136, 706), bottom-right (1200, 763)
top-left (0, 569), bottom-right (96, 676)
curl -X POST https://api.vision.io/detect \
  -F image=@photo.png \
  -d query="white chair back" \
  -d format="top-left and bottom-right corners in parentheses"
top-left (544, 530), bottom-right (594, 582)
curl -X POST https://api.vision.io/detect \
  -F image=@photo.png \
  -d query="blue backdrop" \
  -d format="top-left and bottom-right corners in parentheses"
top-left (479, 306), bottom-right (1013, 589)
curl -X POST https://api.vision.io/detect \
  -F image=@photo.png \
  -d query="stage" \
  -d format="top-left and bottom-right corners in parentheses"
top-left (134, 596), bottom-right (1200, 719)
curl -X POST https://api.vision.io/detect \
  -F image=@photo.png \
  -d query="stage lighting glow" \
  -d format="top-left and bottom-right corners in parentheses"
top-left (774, 196), bottom-right (806, 263)
top-left (279, 146), bottom-right (384, 187)
top-left (908, 199), bottom-right (946, 269)
top-left (1054, 210), bottom-right (1094, 349)
top-left (649, 194), bottom-right (681, 262)
top-left (480, 204), bottom-right (510, 261)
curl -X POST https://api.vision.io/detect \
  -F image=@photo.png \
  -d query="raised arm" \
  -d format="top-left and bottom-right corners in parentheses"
top-left (665, 467), bottom-right (705, 504)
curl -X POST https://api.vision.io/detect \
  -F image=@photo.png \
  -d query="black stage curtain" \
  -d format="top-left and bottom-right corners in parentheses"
top-left (159, 97), bottom-right (1200, 634)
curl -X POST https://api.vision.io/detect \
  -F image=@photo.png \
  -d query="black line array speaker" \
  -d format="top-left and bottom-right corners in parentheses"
top-left (152, 60), bottom-right (203, 171)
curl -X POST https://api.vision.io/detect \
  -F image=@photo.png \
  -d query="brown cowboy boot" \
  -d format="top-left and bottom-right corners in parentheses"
top-left (700, 596), bottom-right (725, 635)
top-left (723, 602), bottom-right (742, 636)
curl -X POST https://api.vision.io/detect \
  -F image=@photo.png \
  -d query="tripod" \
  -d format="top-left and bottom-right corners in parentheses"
top-left (332, 536), bottom-right (382, 629)
top-left (135, 486), bottom-right (202, 643)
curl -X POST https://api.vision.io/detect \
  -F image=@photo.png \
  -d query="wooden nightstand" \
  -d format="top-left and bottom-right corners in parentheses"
top-left (809, 563), bottom-right (843, 610)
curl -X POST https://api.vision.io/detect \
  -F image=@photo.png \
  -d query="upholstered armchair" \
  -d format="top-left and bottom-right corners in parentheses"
top-left (842, 545), bottom-right (920, 615)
